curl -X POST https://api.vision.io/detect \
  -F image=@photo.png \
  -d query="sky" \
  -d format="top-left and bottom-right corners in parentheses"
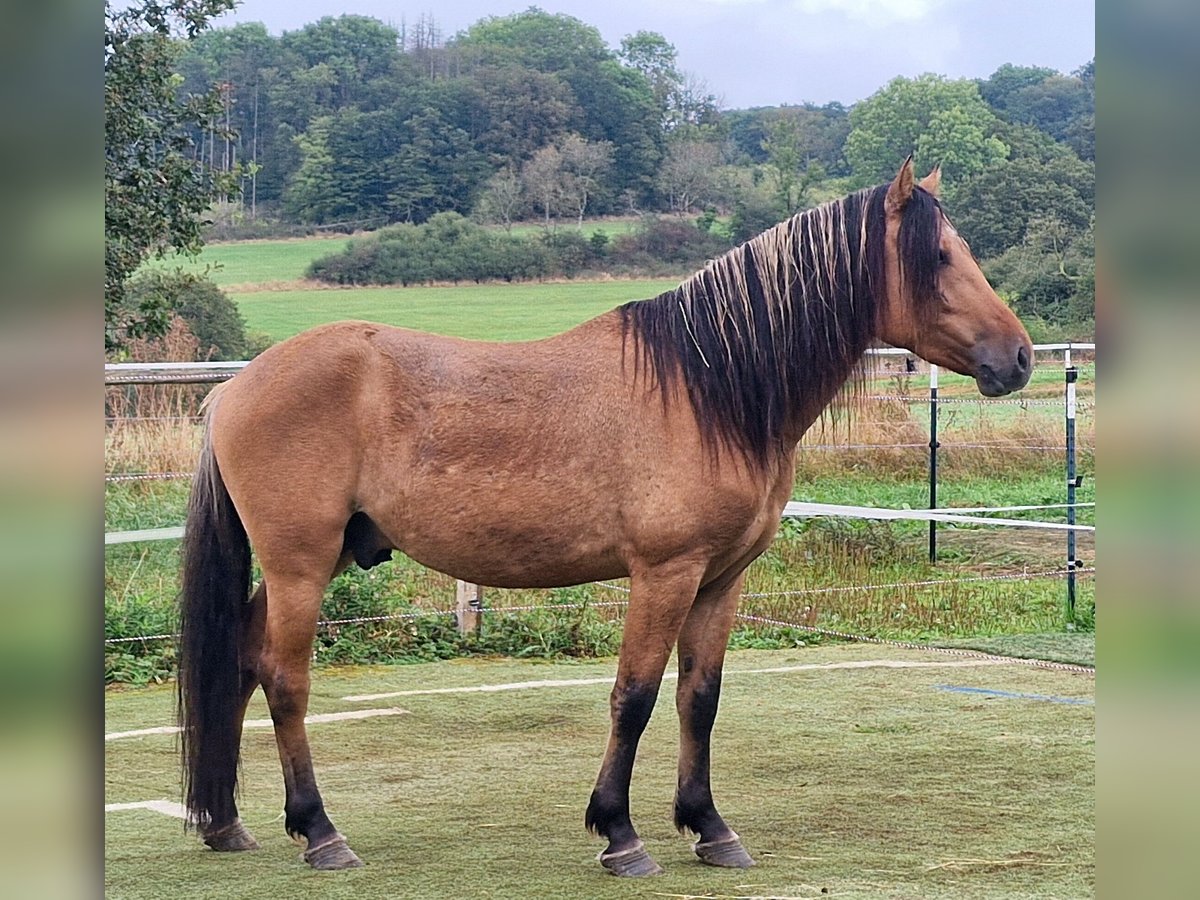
top-left (209, 0), bottom-right (1094, 109)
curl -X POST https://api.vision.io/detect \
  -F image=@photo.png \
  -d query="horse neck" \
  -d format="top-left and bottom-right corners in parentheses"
top-left (766, 243), bottom-right (876, 452)
top-left (619, 193), bottom-right (879, 470)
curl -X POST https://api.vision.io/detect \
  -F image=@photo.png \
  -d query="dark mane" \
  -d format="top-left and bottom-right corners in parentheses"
top-left (619, 183), bottom-right (943, 469)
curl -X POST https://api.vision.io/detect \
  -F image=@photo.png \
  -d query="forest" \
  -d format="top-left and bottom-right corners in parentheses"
top-left (107, 4), bottom-right (1095, 349)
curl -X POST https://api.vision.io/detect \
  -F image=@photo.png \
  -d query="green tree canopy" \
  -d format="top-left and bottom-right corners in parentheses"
top-left (125, 271), bottom-right (257, 360)
top-left (952, 154), bottom-right (1094, 259)
top-left (977, 63), bottom-right (1058, 111)
top-left (844, 74), bottom-right (1008, 185)
top-left (454, 9), bottom-right (662, 204)
top-left (455, 9), bottom-right (609, 73)
top-left (105, 0), bottom-right (240, 353)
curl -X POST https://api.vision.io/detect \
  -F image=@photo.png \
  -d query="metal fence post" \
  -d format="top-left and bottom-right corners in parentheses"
top-left (928, 363), bottom-right (939, 564)
top-left (1064, 347), bottom-right (1079, 622)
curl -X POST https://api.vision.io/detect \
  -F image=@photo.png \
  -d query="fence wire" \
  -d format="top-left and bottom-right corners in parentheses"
top-left (105, 567), bottom-right (1093, 646)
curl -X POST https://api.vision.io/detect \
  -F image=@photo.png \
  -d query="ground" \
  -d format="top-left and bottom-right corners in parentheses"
top-left (106, 644), bottom-right (1094, 899)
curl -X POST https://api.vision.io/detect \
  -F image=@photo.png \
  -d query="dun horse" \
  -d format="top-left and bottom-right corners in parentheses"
top-left (178, 160), bottom-right (1032, 875)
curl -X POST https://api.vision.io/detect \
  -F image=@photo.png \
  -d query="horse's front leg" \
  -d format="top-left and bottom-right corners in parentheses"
top-left (586, 561), bottom-right (703, 877)
top-left (674, 573), bottom-right (755, 868)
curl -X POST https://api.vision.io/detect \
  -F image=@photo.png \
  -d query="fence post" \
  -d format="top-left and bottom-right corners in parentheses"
top-left (455, 580), bottom-right (484, 635)
top-left (1064, 347), bottom-right (1079, 623)
top-left (928, 363), bottom-right (939, 564)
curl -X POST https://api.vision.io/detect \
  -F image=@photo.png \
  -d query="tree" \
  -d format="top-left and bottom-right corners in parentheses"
top-left (176, 23), bottom-right (283, 212)
top-left (465, 66), bottom-right (579, 164)
top-left (723, 104), bottom-right (851, 175)
top-left (455, 9), bottom-right (663, 204)
top-left (619, 31), bottom-right (680, 121)
top-left (124, 271), bottom-right (259, 360)
top-left (952, 155), bottom-right (1093, 259)
top-left (657, 137), bottom-right (723, 214)
top-left (618, 31), bottom-right (717, 131)
top-left (278, 15), bottom-right (403, 107)
top-left (281, 116), bottom-right (354, 224)
top-left (521, 144), bottom-right (565, 227)
top-left (455, 9), bottom-right (609, 75)
top-left (844, 74), bottom-right (1008, 185)
top-left (384, 109), bottom-right (490, 224)
top-left (762, 116), bottom-right (826, 213)
top-left (105, 0), bottom-right (240, 353)
top-left (1004, 74), bottom-right (1092, 145)
top-left (558, 134), bottom-right (613, 226)
top-left (977, 63), bottom-right (1057, 112)
top-left (916, 106), bottom-right (1010, 184)
top-left (474, 167), bottom-right (525, 232)
top-left (985, 216), bottom-right (1094, 331)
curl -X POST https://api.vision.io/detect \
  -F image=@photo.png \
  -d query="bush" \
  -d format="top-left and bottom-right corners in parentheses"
top-left (588, 229), bottom-right (610, 259)
top-left (305, 212), bottom-right (737, 287)
top-left (540, 230), bottom-right (591, 276)
top-left (122, 271), bottom-right (259, 360)
top-left (610, 216), bottom-right (730, 268)
top-left (729, 194), bottom-right (788, 244)
top-left (309, 214), bottom-right (541, 286)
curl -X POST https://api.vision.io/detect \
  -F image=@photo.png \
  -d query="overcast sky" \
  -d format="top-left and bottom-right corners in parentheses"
top-left (211, 0), bottom-right (1094, 109)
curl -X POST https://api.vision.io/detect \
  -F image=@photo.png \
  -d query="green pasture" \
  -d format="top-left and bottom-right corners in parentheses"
top-left (147, 235), bottom-right (353, 287)
top-left (230, 279), bottom-right (680, 343)
top-left (105, 646), bottom-right (1095, 899)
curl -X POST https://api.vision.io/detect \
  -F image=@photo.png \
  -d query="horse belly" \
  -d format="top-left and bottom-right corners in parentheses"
top-left (399, 527), bottom-right (625, 589)
top-left (377, 491), bottom-right (627, 589)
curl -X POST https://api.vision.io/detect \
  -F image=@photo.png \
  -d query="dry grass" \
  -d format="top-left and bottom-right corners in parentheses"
top-left (106, 320), bottom-right (208, 477)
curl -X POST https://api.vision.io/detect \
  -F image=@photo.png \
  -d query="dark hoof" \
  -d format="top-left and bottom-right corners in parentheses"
top-left (695, 834), bottom-right (756, 868)
top-left (303, 835), bottom-right (364, 870)
top-left (598, 841), bottom-right (664, 877)
top-left (203, 819), bottom-right (260, 852)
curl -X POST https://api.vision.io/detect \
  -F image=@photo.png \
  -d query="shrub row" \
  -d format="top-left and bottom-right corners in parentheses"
top-left (307, 212), bottom-right (732, 286)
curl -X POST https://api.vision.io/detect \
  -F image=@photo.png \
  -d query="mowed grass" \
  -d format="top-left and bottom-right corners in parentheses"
top-left (147, 235), bottom-right (353, 287)
top-left (105, 646), bottom-right (1094, 900)
top-left (230, 279), bottom-right (680, 343)
top-left (149, 229), bottom-right (681, 343)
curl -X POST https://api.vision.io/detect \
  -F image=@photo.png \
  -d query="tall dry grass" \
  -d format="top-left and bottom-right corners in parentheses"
top-left (105, 319), bottom-right (209, 477)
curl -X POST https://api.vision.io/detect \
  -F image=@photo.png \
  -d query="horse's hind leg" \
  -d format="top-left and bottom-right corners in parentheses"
top-left (586, 561), bottom-right (704, 877)
top-left (258, 565), bottom-right (363, 870)
top-left (202, 582), bottom-right (267, 852)
top-left (674, 573), bottom-right (755, 868)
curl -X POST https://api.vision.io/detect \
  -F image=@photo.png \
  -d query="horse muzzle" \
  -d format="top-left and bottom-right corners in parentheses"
top-left (972, 339), bottom-right (1033, 397)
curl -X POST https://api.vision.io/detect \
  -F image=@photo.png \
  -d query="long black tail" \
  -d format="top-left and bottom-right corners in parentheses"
top-left (177, 418), bottom-right (251, 831)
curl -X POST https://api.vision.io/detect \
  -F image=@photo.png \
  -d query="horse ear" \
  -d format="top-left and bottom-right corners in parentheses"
top-left (919, 164), bottom-right (941, 197)
top-left (886, 156), bottom-right (916, 213)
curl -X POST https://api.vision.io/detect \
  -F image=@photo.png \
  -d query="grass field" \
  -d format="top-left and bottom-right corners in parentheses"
top-left (147, 234), bottom-right (353, 287)
top-left (105, 645), bottom-right (1094, 899)
top-left (230, 279), bottom-right (680, 342)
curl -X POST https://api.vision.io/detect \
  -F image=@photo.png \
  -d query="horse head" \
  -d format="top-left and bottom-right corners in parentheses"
top-left (876, 157), bottom-right (1033, 396)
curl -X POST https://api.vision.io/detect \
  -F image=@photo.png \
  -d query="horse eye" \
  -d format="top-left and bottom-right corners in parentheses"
top-left (938, 248), bottom-right (951, 267)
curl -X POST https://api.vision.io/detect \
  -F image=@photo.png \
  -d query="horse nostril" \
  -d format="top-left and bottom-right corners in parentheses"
top-left (1017, 344), bottom-right (1030, 373)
